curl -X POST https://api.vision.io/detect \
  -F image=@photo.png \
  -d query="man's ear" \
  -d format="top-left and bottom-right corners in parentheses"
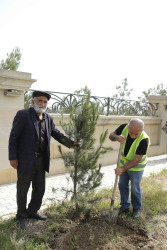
top-left (32, 99), bottom-right (34, 105)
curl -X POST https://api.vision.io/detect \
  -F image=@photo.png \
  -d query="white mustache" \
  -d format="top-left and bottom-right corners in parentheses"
top-left (33, 103), bottom-right (47, 113)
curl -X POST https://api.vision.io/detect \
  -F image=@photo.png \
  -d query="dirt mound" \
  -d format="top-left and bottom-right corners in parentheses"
top-left (56, 216), bottom-right (151, 250)
top-left (25, 213), bottom-right (158, 250)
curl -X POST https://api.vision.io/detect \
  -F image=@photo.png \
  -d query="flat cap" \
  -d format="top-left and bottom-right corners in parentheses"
top-left (32, 90), bottom-right (51, 100)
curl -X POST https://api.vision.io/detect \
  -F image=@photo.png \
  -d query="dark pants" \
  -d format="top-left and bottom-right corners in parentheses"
top-left (16, 156), bottom-right (45, 219)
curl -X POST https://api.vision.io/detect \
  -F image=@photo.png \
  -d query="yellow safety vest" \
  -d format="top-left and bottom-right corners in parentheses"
top-left (120, 125), bottom-right (150, 171)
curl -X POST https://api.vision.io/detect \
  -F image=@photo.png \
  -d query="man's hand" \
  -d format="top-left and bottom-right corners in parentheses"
top-left (109, 132), bottom-right (126, 143)
top-left (115, 154), bottom-right (143, 176)
top-left (10, 160), bottom-right (18, 169)
top-left (115, 167), bottom-right (126, 176)
top-left (117, 134), bottom-right (126, 144)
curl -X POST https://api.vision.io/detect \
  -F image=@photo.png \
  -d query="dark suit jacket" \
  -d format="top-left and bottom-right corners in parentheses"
top-left (9, 107), bottom-right (74, 173)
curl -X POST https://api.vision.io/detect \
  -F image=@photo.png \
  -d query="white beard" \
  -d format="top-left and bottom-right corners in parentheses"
top-left (33, 103), bottom-right (47, 114)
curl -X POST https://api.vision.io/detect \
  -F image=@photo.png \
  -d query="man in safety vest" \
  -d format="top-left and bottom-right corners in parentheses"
top-left (109, 118), bottom-right (150, 218)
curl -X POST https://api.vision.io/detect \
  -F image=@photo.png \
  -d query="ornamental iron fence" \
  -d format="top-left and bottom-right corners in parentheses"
top-left (24, 90), bottom-right (158, 116)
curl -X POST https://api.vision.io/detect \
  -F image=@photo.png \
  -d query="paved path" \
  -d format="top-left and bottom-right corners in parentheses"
top-left (0, 154), bottom-right (167, 219)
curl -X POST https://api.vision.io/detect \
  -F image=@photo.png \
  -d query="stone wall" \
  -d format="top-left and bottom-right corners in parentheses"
top-left (0, 70), bottom-right (36, 184)
top-left (0, 69), bottom-right (166, 184)
top-left (48, 114), bottom-right (163, 177)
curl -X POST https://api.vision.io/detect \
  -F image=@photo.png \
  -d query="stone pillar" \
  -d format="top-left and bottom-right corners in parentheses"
top-left (148, 95), bottom-right (167, 154)
top-left (0, 70), bottom-right (36, 184)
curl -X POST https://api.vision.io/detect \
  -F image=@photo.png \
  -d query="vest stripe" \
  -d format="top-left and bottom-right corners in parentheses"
top-left (139, 156), bottom-right (146, 163)
top-left (135, 163), bottom-right (147, 168)
top-left (121, 154), bottom-right (146, 163)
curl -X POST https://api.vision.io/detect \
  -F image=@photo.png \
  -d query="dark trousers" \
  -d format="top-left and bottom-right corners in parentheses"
top-left (16, 156), bottom-right (45, 219)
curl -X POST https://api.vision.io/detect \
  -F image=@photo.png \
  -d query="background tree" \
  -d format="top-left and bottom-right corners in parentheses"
top-left (0, 46), bottom-right (21, 70)
top-left (58, 94), bottom-right (112, 216)
top-left (24, 91), bottom-right (33, 109)
top-left (74, 85), bottom-right (91, 95)
top-left (138, 83), bottom-right (167, 102)
top-left (112, 78), bottom-right (133, 99)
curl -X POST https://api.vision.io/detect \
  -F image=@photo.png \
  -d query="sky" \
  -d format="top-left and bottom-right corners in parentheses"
top-left (0, 0), bottom-right (167, 99)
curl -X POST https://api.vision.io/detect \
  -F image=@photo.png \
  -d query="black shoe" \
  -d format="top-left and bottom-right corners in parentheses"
top-left (28, 213), bottom-right (47, 220)
top-left (17, 218), bottom-right (26, 230)
top-left (132, 209), bottom-right (141, 218)
top-left (118, 206), bottom-right (129, 215)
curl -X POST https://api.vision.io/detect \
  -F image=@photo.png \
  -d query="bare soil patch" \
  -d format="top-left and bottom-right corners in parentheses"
top-left (23, 209), bottom-right (167, 250)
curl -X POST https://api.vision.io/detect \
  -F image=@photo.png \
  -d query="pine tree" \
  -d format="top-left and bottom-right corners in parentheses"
top-left (58, 94), bottom-right (112, 215)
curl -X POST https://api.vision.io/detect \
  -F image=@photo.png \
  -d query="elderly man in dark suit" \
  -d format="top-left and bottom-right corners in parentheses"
top-left (9, 90), bottom-right (80, 230)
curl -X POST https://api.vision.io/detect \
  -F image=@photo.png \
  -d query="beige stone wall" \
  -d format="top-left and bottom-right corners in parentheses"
top-left (0, 70), bottom-right (36, 184)
top-left (47, 114), bottom-right (163, 178)
top-left (0, 69), bottom-right (166, 184)
top-left (148, 95), bottom-right (167, 155)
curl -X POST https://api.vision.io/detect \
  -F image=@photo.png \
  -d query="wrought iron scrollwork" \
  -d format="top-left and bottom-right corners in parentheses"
top-left (103, 98), bottom-right (158, 116)
top-left (50, 93), bottom-right (82, 114)
top-left (24, 90), bottom-right (158, 116)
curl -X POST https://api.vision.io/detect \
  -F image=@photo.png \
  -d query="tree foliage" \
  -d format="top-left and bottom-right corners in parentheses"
top-left (138, 83), bottom-right (167, 102)
top-left (0, 46), bottom-right (22, 70)
top-left (58, 94), bottom-right (112, 215)
top-left (112, 78), bottom-right (133, 99)
top-left (74, 85), bottom-right (91, 95)
top-left (24, 91), bottom-right (33, 109)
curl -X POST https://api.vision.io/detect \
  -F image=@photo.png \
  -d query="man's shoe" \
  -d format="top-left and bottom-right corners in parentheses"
top-left (132, 209), bottom-right (141, 218)
top-left (29, 213), bottom-right (47, 220)
top-left (17, 218), bottom-right (26, 230)
top-left (118, 206), bottom-right (129, 215)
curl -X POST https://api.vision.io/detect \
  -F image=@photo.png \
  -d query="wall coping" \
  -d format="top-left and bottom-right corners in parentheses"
top-left (148, 95), bottom-right (167, 104)
top-left (51, 113), bottom-right (162, 126)
top-left (0, 69), bottom-right (36, 91)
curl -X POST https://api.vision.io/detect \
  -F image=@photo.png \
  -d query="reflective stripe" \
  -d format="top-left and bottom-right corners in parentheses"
top-left (120, 156), bottom-right (146, 164)
top-left (120, 162), bottom-right (146, 169)
top-left (133, 163), bottom-right (146, 169)
top-left (120, 160), bottom-right (124, 165)
top-left (139, 156), bottom-right (146, 163)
